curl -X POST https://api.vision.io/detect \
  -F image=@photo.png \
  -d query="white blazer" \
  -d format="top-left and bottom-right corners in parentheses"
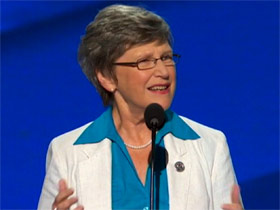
top-left (38, 116), bottom-right (237, 210)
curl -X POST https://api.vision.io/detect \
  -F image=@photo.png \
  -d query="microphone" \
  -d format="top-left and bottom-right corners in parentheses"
top-left (144, 103), bottom-right (165, 130)
top-left (144, 103), bottom-right (165, 210)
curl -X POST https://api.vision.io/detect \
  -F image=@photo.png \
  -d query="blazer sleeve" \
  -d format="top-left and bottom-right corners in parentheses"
top-left (210, 132), bottom-right (241, 210)
top-left (37, 140), bottom-right (67, 210)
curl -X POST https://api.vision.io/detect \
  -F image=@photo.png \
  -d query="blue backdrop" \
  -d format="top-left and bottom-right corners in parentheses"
top-left (1, 1), bottom-right (279, 209)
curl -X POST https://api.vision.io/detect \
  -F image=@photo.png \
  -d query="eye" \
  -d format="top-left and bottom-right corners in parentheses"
top-left (161, 54), bottom-right (173, 61)
top-left (138, 58), bottom-right (152, 64)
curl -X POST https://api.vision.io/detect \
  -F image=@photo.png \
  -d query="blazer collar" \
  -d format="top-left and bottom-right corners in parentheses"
top-left (73, 107), bottom-right (200, 146)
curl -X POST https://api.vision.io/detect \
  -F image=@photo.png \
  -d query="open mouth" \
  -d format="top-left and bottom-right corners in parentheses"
top-left (148, 84), bottom-right (170, 91)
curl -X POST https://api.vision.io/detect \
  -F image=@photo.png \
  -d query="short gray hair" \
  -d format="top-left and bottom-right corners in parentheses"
top-left (78, 4), bottom-right (173, 106)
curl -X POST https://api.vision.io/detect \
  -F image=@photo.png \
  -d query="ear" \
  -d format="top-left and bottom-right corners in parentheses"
top-left (96, 71), bottom-right (116, 92)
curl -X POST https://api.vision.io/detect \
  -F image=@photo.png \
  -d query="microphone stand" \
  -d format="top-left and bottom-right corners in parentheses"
top-left (150, 125), bottom-right (157, 210)
top-left (145, 103), bottom-right (165, 210)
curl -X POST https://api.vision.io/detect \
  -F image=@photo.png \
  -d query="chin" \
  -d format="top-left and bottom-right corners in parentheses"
top-left (146, 100), bottom-right (172, 111)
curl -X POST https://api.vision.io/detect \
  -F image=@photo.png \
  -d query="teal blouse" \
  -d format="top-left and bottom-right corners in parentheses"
top-left (74, 107), bottom-right (199, 210)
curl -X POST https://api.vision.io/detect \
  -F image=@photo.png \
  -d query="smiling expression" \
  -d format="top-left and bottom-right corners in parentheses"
top-left (106, 41), bottom-right (176, 112)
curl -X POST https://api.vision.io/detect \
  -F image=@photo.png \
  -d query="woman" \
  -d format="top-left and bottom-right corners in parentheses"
top-left (38, 4), bottom-right (243, 210)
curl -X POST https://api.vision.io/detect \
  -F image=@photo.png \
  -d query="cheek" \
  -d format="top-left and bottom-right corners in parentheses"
top-left (116, 70), bottom-right (150, 92)
top-left (169, 69), bottom-right (176, 84)
top-left (129, 71), bottom-right (152, 87)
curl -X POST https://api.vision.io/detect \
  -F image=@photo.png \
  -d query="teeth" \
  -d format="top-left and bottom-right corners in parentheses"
top-left (149, 86), bottom-right (167, 90)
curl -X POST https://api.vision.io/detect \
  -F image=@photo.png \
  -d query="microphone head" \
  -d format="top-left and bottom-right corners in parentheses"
top-left (144, 103), bottom-right (165, 130)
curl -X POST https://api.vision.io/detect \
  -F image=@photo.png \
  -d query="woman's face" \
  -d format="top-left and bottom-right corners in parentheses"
top-left (112, 41), bottom-right (176, 112)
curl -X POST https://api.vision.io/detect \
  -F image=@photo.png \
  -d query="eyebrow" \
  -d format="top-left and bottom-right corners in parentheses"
top-left (136, 50), bottom-right (173, 60)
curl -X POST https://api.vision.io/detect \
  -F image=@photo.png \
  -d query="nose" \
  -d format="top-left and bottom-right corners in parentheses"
top-left (153, 59), bottom-right (170, 78)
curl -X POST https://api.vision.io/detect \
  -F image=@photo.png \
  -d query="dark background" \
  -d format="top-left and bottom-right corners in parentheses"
top-left (1, 1), bottom-right (279, 209)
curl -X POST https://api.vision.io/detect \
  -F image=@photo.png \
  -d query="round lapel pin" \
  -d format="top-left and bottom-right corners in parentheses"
top-left (175, 161), bottom-right (185, 172)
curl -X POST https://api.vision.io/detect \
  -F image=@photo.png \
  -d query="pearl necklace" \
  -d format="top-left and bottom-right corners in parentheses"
top-left (124, 140), bottom-right (152, 150)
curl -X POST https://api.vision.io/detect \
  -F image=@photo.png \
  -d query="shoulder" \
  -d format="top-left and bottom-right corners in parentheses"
top-left (180, 116), bottom-right (226, 140)
top-left (178, 115), bottom-right (228, 154)
top-left (44, 122), bottom-right (95, 171)
top-left (49, 122), bottom-right (93, 150)
top-left (176, 116), bottom-right (233, 172)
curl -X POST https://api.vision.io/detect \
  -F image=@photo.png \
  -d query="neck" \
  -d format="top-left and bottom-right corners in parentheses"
top-left (112, 103), bottom-right (151, 145)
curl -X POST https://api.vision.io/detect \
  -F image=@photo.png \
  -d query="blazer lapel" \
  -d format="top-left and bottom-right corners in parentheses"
top-left (76, 139), bottom-right (112, 210)
top-left (164, 134), bottom-right (191, 210)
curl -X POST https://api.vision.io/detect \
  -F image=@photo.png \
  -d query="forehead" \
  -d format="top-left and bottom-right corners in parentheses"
top-left (122, 41), bottom-right (172, 58)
